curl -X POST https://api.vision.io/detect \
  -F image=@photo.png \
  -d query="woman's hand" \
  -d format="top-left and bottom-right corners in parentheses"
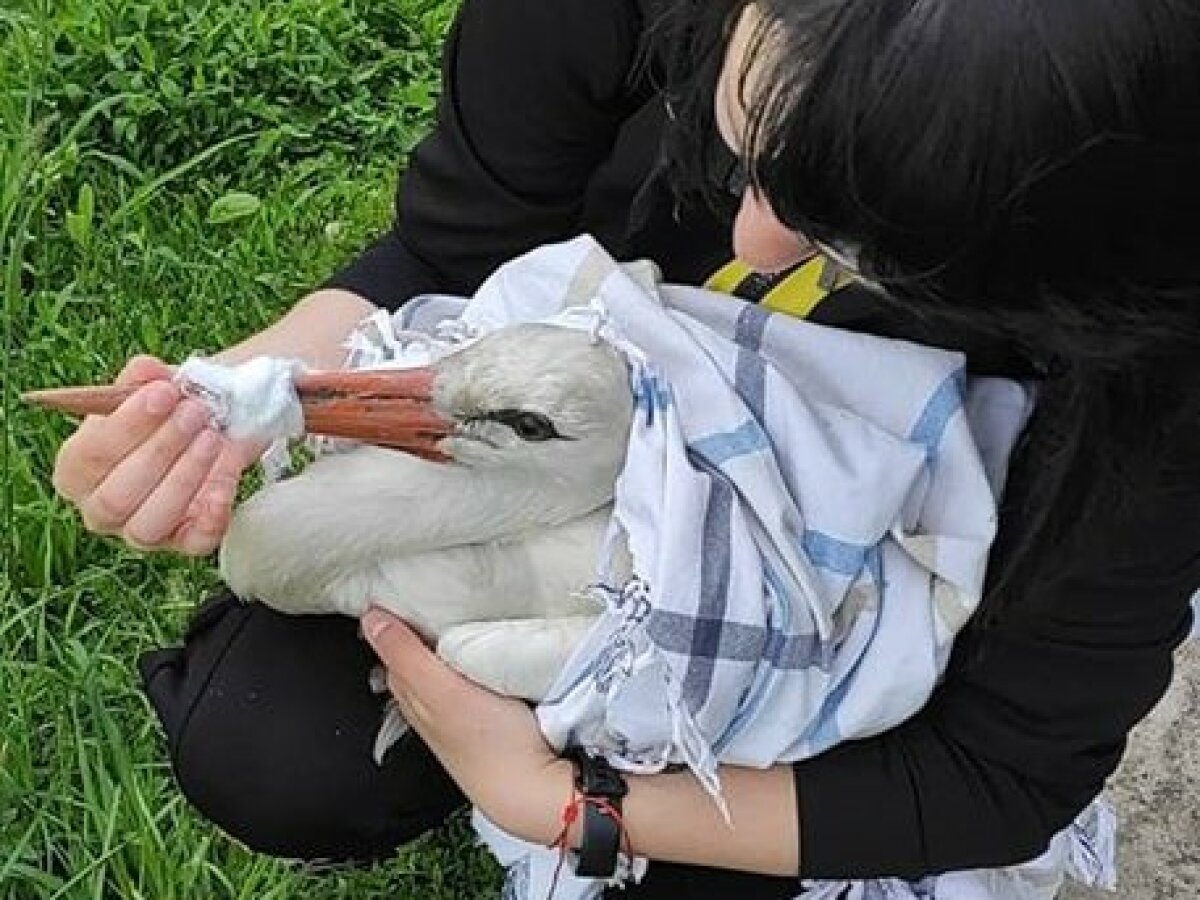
top-left (363, 605), bottom-right (802, 874)
top-left (362, 607), bottom-right (574, 845)
top-left (52, 355), bottom-right (264, 556)
top-left (49, 289), bottom-right (376, 556)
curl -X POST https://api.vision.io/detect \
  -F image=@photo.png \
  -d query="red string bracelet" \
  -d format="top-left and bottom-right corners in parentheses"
top-left (546, 786), bottom-right (582, 900)
top-left (545, 789), bottom-right (634, 900)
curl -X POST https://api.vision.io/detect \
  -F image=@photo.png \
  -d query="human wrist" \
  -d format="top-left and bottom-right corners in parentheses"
top-left (561, 747), bottom-right (632, 878)
top-left (495, 758), bottom-right (579, 847)
top-left (213, 288), bottom-right (376, 370)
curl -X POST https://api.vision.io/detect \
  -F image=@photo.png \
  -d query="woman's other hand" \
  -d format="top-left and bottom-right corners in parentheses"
top-left (361, 608), bottom-right (571, 844)
top-left (51, 355), bottom-right (263, 556)
top-left (361, 606), bottom-right (801, 873)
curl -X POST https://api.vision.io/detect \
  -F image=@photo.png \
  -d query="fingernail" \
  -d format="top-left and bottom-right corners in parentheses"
top-left (363, 608), bottom-right (393, 643)
top-left (144, 383), bottom-right (177, 416)
top-left (173, 401), bottom-right (210, 435)
top-left (206, 485), bottom-right (234, 511)
top-left (193, 515), bottom-right (222, 537)
top-left (202, 496), bottom-right (229, 525)
top-left (193, 428), bottom-right (221, 459)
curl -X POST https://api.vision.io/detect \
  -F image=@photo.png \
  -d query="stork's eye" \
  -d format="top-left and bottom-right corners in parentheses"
top-left (490, 409), bottom-right (567, 442)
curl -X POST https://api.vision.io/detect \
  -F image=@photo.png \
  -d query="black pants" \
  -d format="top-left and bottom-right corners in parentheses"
top-left (139, 591), bottom-right (802, 898)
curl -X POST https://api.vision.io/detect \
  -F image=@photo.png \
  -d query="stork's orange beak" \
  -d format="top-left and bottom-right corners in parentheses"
top-left (294, 368), bottom-right (452, 460)
top-left (22, 368), bottom-right (454, 461)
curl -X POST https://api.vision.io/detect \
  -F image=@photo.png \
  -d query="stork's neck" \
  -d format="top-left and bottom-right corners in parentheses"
top-left (319, 446), bottom-right (614, 560)
top-left (411, 460), bottom-right (611, 547)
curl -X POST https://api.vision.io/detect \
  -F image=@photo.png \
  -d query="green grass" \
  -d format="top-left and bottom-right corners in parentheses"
top-left (1, 1), bottom-right (503, 896)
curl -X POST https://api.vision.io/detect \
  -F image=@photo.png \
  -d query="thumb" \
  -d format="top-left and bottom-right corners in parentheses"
top-left (362, 607), bottom-right (438, 683)
top-left (115, 354), bottom-right (176, 387)
top-left (363, 607), bottom-right (471, 726)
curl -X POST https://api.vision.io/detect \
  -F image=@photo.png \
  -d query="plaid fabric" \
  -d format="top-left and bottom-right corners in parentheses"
top-left (388, 237), bottom-right (1118, 900)
top-left (526, 241), bottom-right (1032, 787)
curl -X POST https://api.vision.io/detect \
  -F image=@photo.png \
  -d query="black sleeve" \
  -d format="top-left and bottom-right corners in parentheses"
top-left (325, 0), bottom-right (646, 309)
top-left (793, 460), bottom-right (1200, 879)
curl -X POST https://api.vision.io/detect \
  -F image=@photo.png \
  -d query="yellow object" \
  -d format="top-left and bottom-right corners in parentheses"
top-left (705, 255), bottom-right (853, 320)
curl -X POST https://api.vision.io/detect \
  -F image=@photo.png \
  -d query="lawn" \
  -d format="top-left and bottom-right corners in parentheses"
top-left (1, 1), bottom-right (503, 896)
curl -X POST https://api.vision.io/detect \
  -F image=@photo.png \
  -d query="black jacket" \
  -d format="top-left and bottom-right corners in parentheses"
top-left (328, 0), bottom-right (1199, 879)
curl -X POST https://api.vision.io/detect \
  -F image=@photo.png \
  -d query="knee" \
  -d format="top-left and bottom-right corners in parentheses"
top-left (171, 724), bottom-right (454, 863)
top-left (139, 593), bottom-right (463, 863)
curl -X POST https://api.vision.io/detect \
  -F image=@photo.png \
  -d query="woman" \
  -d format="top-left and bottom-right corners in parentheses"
top-left (51, 0), bottom-right (1199, 895)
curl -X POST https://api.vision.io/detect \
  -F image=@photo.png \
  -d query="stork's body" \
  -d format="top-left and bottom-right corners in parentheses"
top-left (218, 324), bottom-right (634, 699)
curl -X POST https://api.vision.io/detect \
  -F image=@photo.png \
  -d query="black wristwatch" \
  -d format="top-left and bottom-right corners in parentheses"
top-left (562, 746), bottom-right (629, 878)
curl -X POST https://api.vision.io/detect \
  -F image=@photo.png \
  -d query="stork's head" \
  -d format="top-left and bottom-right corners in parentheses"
top-left (432, 324), bottom-right (633, 484)
top-left (307, 324), bottom-right (634, 503)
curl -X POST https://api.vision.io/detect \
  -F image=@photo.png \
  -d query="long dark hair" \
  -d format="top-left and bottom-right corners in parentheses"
top-left (650, 0), bottom-right (1200, 620)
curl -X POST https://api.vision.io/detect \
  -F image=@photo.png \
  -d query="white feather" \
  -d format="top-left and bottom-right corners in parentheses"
top-left (218, 324), bottom-right (634, 698)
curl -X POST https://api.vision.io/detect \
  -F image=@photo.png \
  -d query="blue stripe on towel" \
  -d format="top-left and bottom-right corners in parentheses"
top-left (733, 305), bottom-right (770, 423)
top-left (802, 530), bottom-right (876, 578)
top-left (680, 477), bottom-right (736, 707)
top-left (712, 573), bottom-right (793, 755)
top-left (733, 303), bottom-right (771, 352)
top-left (800, 573), bottom-right (888, 753)
top-left (867, 545), bottom-right (884, 587)
top-left (649, 611), bottom-right (837, 672)
top-left (633, 372), bottom-right (672, 422)
top-left (649, 613), bottom-right (767, 662)
top-left (908, 368), bottom-right (966, 456)
top-left (690, 420), bottom-right (771, 468)
top-left (804, 672), bottom-right (853, 752)
top-left (735, 350), bottom-right (768, 424)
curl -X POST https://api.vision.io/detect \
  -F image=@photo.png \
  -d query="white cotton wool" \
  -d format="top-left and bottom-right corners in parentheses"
top-left (174, 355), bottom-right (307, 444)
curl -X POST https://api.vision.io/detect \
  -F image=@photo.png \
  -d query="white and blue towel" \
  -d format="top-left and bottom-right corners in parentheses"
top-left (383, 236), bottom-right (1116, 900)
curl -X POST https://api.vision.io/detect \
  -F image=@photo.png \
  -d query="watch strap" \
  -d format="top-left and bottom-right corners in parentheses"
top-left (563, 747), bottom-right (627, 879)
top-left (575, 797), bottom-right (623, 877)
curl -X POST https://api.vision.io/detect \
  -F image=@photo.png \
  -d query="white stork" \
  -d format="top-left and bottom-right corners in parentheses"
top-left (217, 323), bottom-right (635, 701)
